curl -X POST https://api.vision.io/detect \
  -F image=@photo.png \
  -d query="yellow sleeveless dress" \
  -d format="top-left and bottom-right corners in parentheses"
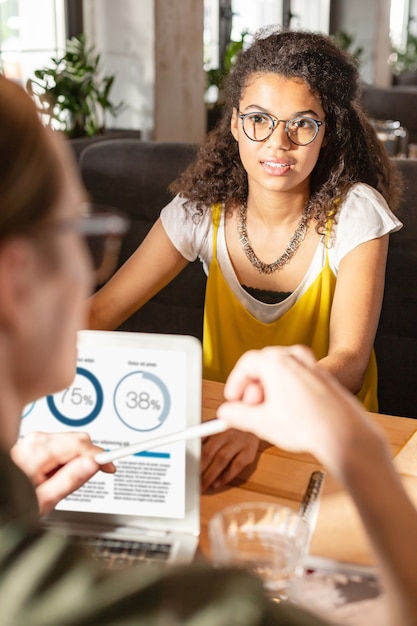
top-left (203, 203), bottom-right (378, 411)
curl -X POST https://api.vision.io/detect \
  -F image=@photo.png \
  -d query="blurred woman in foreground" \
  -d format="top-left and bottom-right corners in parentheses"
top-left (0, 75), bottom-right (328, 625)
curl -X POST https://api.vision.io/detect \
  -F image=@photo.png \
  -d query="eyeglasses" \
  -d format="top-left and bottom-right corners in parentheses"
top-left (45, 208), bottom-right (130, 285)
top-left (238, 111), bottom-right (325, 145)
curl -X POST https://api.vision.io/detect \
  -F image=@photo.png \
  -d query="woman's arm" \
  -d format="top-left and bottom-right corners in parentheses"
top-left (217, 345), bottom-right (417, 626)
top-left (320, 234), bottom-right (388, 392)
top-left (338, 429), bottom-right (417, 626)
top-left (88, 218), bottom-right (189, 331)
top-left (88, 216), bottom-right (260, 493)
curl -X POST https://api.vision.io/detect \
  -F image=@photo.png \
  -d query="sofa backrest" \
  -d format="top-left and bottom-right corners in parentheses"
top-left (375, 158), bottom-right (417, 417)
top-left (79, 139), bottom-right (206, 340)
top-left (79, 140), bottom-right (417, 417)
top-left (360, 84), bottom-right (417, 146)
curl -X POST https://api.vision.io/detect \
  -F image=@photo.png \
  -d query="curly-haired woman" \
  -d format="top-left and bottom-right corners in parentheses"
top-left (89, 30), bottom-right (402, 491)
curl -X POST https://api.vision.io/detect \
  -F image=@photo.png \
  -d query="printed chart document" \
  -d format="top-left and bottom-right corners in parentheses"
top-left (20, 344), bottom-right (188, 519)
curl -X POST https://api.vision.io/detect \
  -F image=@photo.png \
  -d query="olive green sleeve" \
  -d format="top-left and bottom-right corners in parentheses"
top-left (0, 522), bottom-right (334, 626)
top-left (0, 453), bottom-right (333, 626)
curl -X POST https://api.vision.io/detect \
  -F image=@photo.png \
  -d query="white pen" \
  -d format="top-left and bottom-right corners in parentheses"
top-left (94, 418), bottom-right (228, 465)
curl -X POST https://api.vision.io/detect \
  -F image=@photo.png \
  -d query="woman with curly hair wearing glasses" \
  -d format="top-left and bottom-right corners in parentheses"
top-left (89, 29), bottom-right (402, 492)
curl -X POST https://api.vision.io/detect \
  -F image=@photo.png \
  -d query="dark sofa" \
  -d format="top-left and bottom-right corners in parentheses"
top-left (360, 84), bottom-right (417, 146)
top-left (79, 139), bottom-right (205, 340)
top-left (375, 158), bottom-right (417, 417)
top-left (78, 140), bottom-right (417, 418)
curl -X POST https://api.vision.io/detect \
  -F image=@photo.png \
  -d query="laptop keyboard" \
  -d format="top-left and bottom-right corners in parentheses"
top-left (72, 535), bottom-right (171, 569)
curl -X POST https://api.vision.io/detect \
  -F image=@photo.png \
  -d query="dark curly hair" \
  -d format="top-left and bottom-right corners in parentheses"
top-left (171, 29), bottom-right (402, 230)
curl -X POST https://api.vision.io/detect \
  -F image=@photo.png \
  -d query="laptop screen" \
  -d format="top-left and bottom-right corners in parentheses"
top-left (19, 330), bottom-right (202, 529)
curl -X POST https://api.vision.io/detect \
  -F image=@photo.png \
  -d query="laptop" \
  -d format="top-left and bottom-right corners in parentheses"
top-left (19, 330), bottom-right (202, 567)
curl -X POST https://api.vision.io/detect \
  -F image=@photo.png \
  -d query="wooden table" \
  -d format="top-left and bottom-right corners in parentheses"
top-left (199, 379), bottom-right (417, 566)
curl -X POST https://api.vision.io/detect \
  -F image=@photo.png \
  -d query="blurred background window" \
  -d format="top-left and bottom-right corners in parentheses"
top-left (0, 0), bottom-right (65, 85)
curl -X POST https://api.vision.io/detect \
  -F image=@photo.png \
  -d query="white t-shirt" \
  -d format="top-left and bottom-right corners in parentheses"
top-left (160, 183), bottom-right (403, 323)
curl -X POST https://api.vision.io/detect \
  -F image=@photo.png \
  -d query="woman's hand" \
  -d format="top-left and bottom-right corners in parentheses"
top-left (200, 429), bottom-right (259, 492)
top-left (11, 431), bottom-right (115, 515)
top-left (216, 344), bottom-right (380, 476)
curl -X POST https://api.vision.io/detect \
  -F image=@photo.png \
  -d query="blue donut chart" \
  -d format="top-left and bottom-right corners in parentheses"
top-left (113, 370), bottom-right (171, 432)
top-left (47, 367), bottom-right (103, 427)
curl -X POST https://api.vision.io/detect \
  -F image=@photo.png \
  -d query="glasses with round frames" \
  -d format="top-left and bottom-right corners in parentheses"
top-left (238, 111), bottom-right (325, 145)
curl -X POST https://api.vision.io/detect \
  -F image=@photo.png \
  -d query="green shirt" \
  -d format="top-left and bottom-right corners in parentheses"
top-left (0, 451), bottom-right (333, 626)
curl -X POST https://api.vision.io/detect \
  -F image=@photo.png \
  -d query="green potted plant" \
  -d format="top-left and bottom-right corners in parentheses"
top-left (389, 32), bottom-right (417, 85)
top-left (331, 31), bottom-right (364, 68)
top-left (205, 30), bottom-right (249, 130)
top-left (27, 34), bottom-right (123, 138)
top-left (206, 31), bottom-right (249, 99)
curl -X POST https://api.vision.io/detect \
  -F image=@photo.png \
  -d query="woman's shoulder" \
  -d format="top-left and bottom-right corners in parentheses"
top-left (338, 182), bottom-right (402, 230)
top-left (329, 182), bottom-right (403, 267)
top-left (161, 194), bottom-right (212, 222)
top-left (345, 182), bottom-right (392, 208)
top-left (160, 194), bottom-right (214, 262)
